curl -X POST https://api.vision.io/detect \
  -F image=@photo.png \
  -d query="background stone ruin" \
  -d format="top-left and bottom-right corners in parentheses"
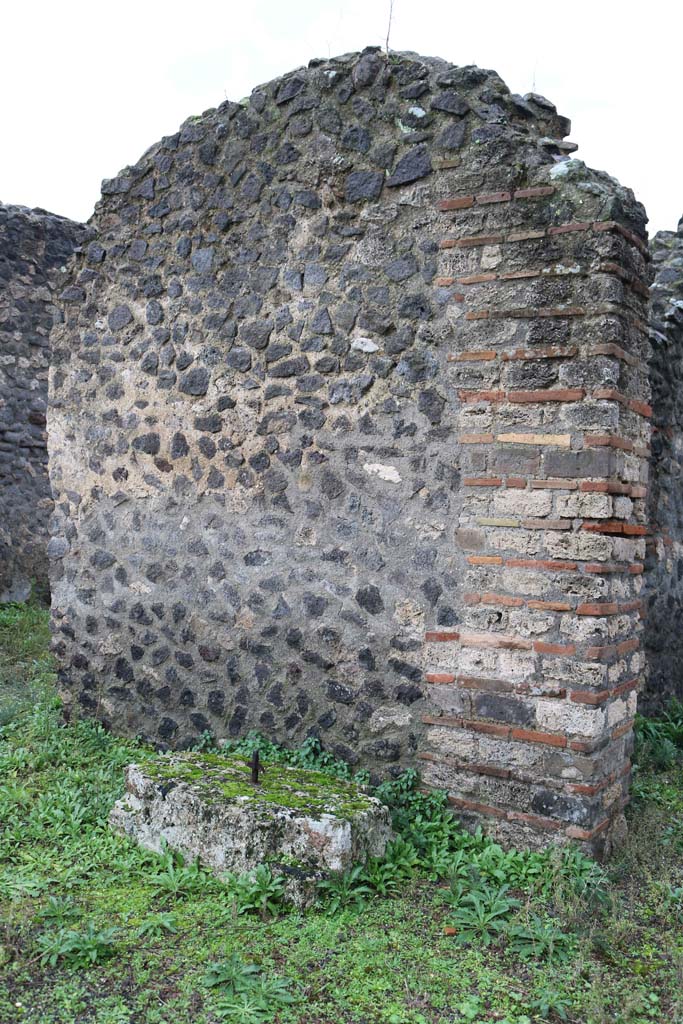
top-left (48, 48), bottom-right (651, 854)
top-left (645, 220), bottom-right (683, 710)
top-left (0, 204), bottom-right (87, 602)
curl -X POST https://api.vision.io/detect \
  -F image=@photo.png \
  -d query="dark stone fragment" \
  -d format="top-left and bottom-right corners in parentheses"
top-left (249, 451), bottom-right (270, 472)
top-left (285, 627), bottom-right (303, 649)
top-left (431, 90), bottom-right (469, 116)
top-left (276, 76), bottom-right (305, 104)
top-left (320, 469), bottom-right (344, 499)
top-left (317, 106), bottom-right (342, 133)
top-left (179, 367), bottom-right (210, 396)
top-left (398, 293), bottom-right (431, 319)
top-left (278, 142), bottom-right (301, 164)
top-left (146, 300), bottom-right (164, 325)
top-left (268, 356), bottom-right (309, 378)
top-left (240, 318), bottom-right (273, 349)
top-left (327, 681), bottom-right (355, 705)
top-left (396, 349), bottom-right (437, 383)
top-left (318, 709), bottom-right (337, 729)
top-left (170, 432), bottom-right (189, 458)
top-left (369, 739), bottom-right (401, 762)
top-left (198, 645), bottom-right (221, 663)
top-left (242, 171), bottom-right (266, 203)
top-left (266, 343), bottom-right (293, 364)
top-left (436, 606), bottom-right (458, 626)
top-left (315, 355), bottom-right (339, 373)
top-left (355, 584), bottom-right (384, 615)
top-left (190, 713), bottom-right (210, 733)
top-left (303, 593), bottom-right (328, 618)
top-left (474, 693), bottom-right (533, 727)
top-left (352, 51), bottom-right (382, 88)
top-left (294, 190), bottom-right (321, 209)
top-left (358, 647), bottom-right (376, 670)
top-left (336, 79), bottom-right (354, 104)
top-left (140, 351), bottom-right (158, 375)
top-left (194, 413), bottom-right (222, 433)
top-left (394, 683), bottom-right (423, 705)
top-left (87, 241), bottom-right (106, 263)
top-left (108, 305), bottom-right (133, 331)
top-left (101, 175), bottom-right (132, 194)
top-left (387, 145), bottom-right (432, 187)
top-left (207, 467), bottom-right (224, 488)
top-left (132, 433), bottom-right (161, 455)
top-left (229, 706), bottom-right (247, 736)
top-left (59, 284), bottom-right (87, 303)
top-left (115, 657), bottom-right (134, 683)
top-left (342, 126), bottom-right (371, 153)
top-left (198, 436), bottom-right (216, 459)
top-left (422, 578), bottom-right (442, 605)
top-left (389, 658), bottom-right (422, 683)
top-left (151, 646), bottom-right (170, 667)
top-left (438, 121), bottom-right (467, 151)
top-left (227, 347), bottom-right (252, 372)
top-left (90, 549), bottom-right (116, 569)
top-left (383, 255), bottom-right (418, 281)
top-left (244, 549), bottom-right (270, 566)
top-left (399, 81), bottom-right (429, 99)
top-left (207, 690), bottom-right (225, 715)
top-left (311, 307), bottom-right (333, 334)
top-left (530, 789), bottom-right (588, 826)
top-left (418, 388), bottom-right (446, 424)
top-left (158, 717), bottom-right (178, 740)
top-left (143, 275), bottom-right (164, 298)
top-left (391, 635), bottom-right (421, 653)
top-left (345, 171), bottom-right (384, 203)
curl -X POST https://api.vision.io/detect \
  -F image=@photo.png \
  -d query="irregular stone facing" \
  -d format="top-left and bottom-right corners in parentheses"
top-left (644, 221), bottom-right (683, 709)
top-left (50, 47), bottom-right (648, 854)
top-left (0, 204), bottom-right (88, 602)
top-left (110, 752), bottom-right (393, 897)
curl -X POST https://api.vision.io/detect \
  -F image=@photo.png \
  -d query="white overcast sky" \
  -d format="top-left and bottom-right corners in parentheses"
top-left (2, 0), bottom-right (679, 234)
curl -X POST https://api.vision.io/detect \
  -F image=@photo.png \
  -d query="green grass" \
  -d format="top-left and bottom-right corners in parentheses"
top-left (0, 602), bottom-right (682, 1023)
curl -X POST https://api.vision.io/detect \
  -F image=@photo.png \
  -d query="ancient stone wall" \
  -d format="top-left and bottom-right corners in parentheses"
top-left (49, 49), bottom-right (649, 853)
top-left (644, 222), bottom-right (683, 709)
top-left (0, 204), bottom-right (87, 602)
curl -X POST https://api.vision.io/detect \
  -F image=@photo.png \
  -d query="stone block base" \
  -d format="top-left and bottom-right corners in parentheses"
top-left (110, 753), bottom-right (393, 900)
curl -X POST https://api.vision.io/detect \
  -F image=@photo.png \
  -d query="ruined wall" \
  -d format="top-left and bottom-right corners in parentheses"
top-left (0, 204), bottom-right (87, 602)
top-left (50, 48), bottom-right (649, 853)
top-left (644, 221), bottom-right (683, 709)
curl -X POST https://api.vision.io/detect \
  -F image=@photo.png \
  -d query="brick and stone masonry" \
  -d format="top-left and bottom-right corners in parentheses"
top-left (0, 204), bottom-right (88, 602)
top-left (644, 219), bottom-right (683, 709)
top-left (48, 49), bottom-right (649, 855)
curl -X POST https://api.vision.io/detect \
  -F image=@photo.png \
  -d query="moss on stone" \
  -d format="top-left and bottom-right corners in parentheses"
top-left (142, 751), bottom-right (374, 820)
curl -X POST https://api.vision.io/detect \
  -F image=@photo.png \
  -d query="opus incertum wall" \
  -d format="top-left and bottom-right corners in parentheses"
top-left (49, 49), bottom-right (650, 854)
top-left (644, 221), bottom-right (683, 709)
top-left (0, 204), bottom-right (87, 603)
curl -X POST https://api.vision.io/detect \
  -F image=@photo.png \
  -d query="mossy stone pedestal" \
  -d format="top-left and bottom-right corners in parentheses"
top-left (110, 752), bottom-right (393, 900)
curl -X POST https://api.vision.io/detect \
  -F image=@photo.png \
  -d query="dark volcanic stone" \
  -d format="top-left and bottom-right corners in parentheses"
top-left (355, 585), bottom-right (384, 615)
top-left (386, 145), bottom-right (432, 187)
top-left (345, 171), bottom-right (384, 203)
top-left (431, 90), bottom-right (469, 116)
top-left (179, 367), bottom-right (210, 395)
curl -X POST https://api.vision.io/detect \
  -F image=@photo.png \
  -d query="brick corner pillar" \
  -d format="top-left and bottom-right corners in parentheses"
top-left (419, 168), bottom-right (651, 857)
